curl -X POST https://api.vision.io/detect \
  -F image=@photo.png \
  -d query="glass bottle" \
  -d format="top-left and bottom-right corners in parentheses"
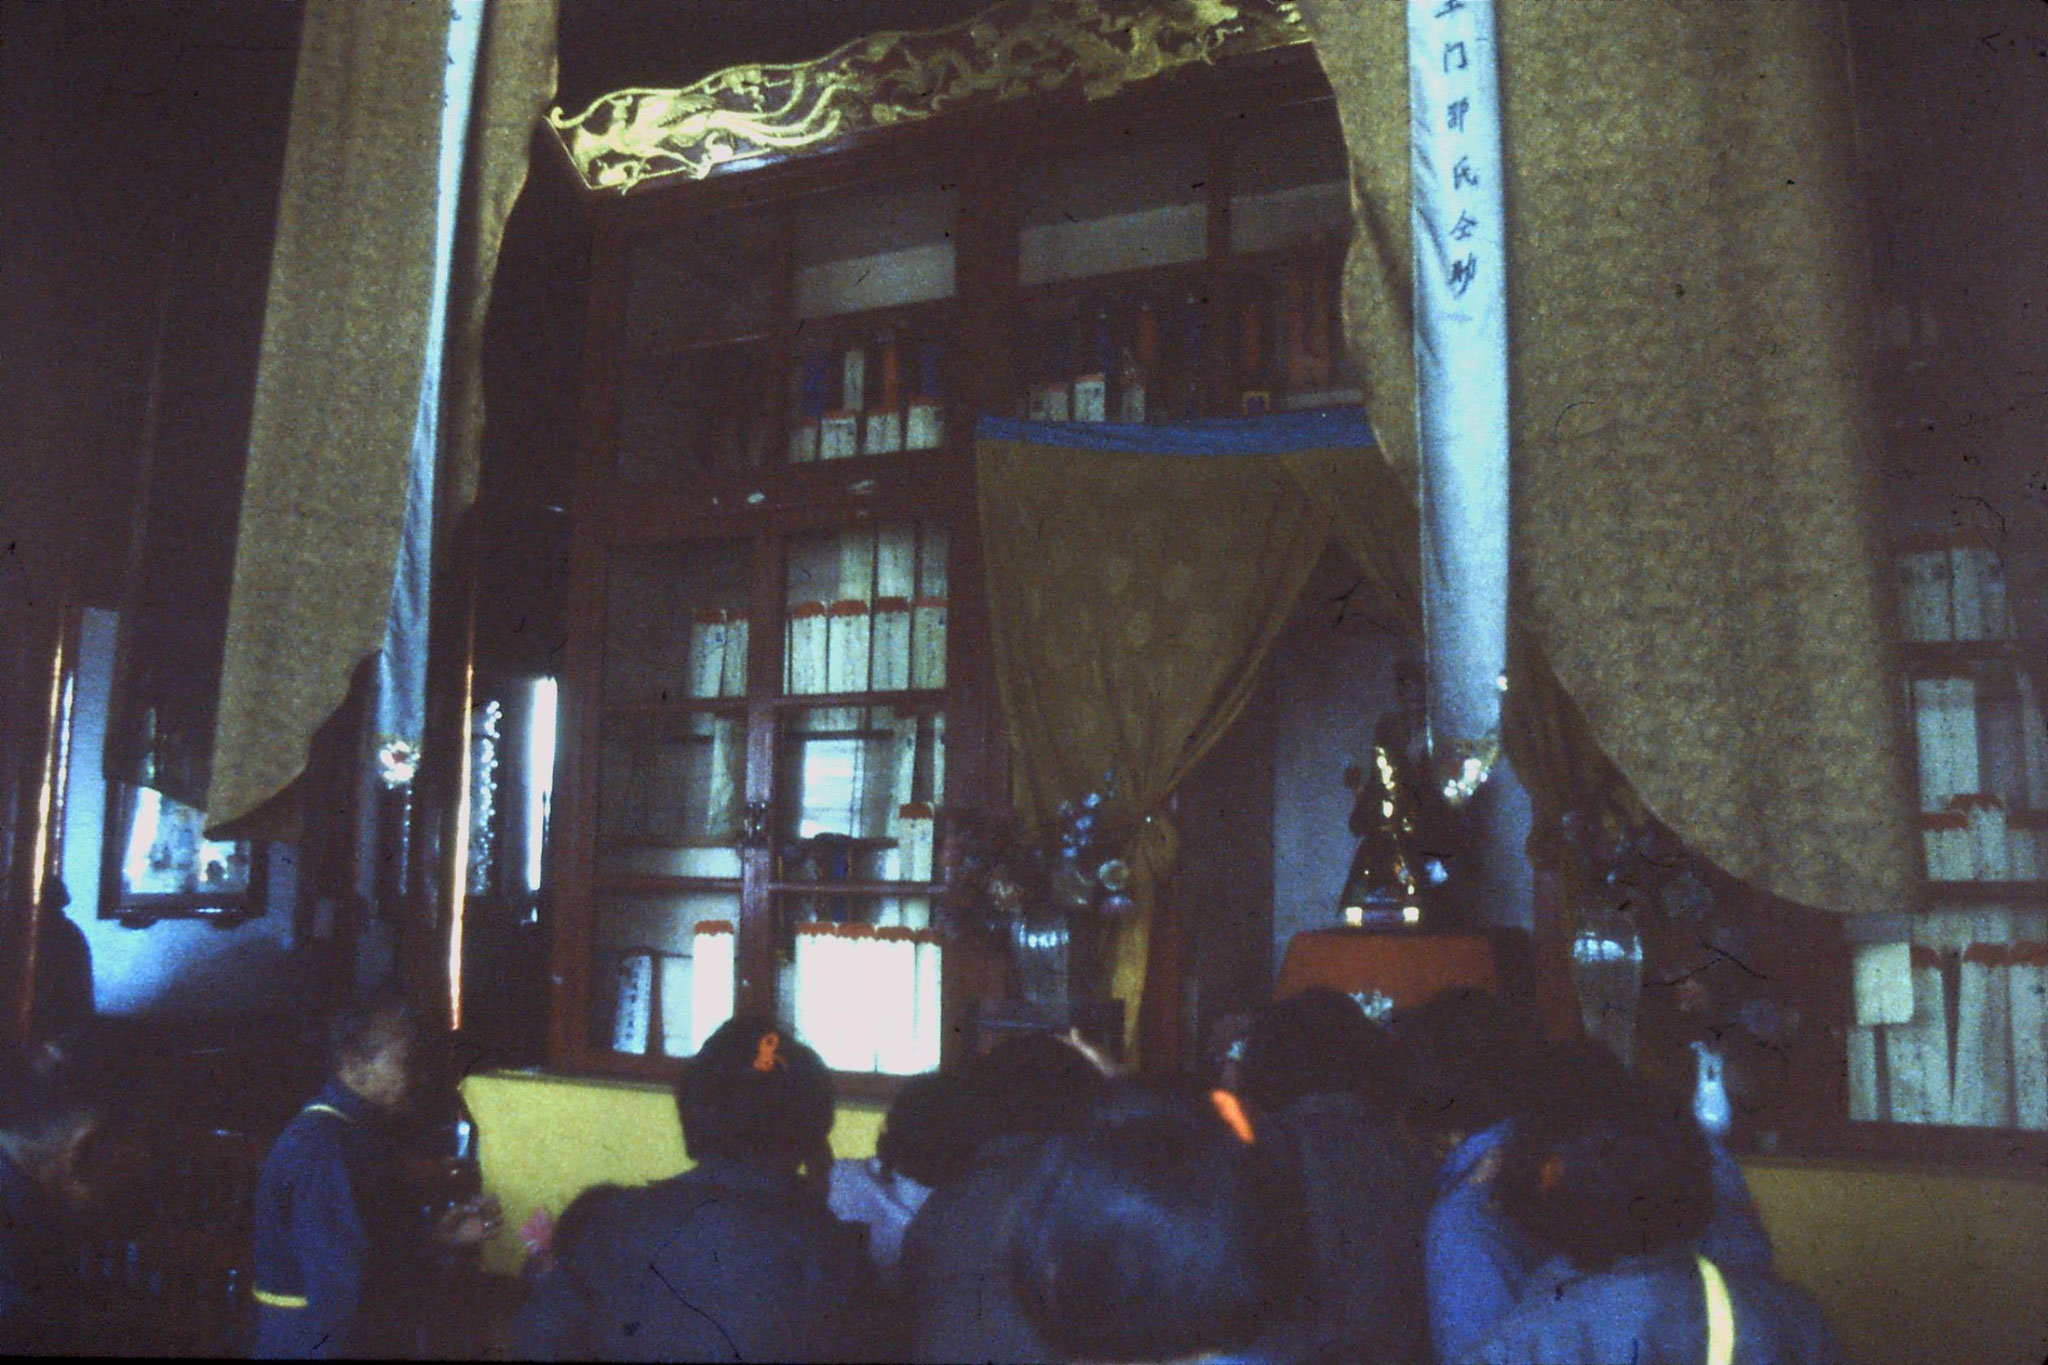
top-left (1570, 900), bottom-right (1644, 1068)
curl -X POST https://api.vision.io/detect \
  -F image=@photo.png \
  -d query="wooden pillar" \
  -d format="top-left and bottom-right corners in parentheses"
top-left (407, 494), bottom-right (487, 1043)
top-left (1137, 794), bottom-right (1188, 1074)
top-left (1137, 880), bottom-right (1187, 1073)
top-left (954, 135), bottom-right (1020, 429)
top-left (1520, 777), bottom-right (1587, 1043)
top-left (2, 577), bottom-right (72, 1047)
top-left (1529, 862), bottom-right (1583, 1042)
top-left (945, 147), bottom-right (1024, 1061)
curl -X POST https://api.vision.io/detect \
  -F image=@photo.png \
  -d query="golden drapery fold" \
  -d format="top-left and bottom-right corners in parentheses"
top-left (207, 0), bottom-right (558, 836)
top-left (444, 0), bottom-right (561, 514)
top-left (1301, 0), bottom-right (1918, 916)
top-left (978, 438), bottom-right (1410, 1052)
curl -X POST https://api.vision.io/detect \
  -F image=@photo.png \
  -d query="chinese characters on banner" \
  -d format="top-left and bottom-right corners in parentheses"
top-left (1409, 0), bottom-right (1510, 783)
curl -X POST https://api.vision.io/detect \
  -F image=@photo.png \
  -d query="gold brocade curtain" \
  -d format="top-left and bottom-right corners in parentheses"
top-left (978, 438), bottom-right (1410, 1052)
top-left (1300, 0), bottom-right (1918, 916)
top-left (206, 0), bottom-right (557, 835)
top-left (445, 1), bottom-right (561, 514)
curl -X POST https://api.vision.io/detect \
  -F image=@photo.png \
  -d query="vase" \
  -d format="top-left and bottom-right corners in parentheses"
top-left (1007, 914), bottom-right (1071, 1023)
top-left (1570, 901), bottom-right (1643, 1068)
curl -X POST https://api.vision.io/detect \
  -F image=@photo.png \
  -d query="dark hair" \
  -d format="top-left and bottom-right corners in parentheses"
top-left (957, 1032), bottom-right (1109, 1155)
top-left (328, 993), bottom-right (416, 1075)
top-left (1240, 987), bottom-right (1400, 1117)
top-left (0, 1039), bottom-right (105, 1152)
top-left (676, 1016), bottom-right (834, 1166)
top-left (876, 1070), bottom-right (975, 1188)
top-left (1529, 1036), bottom-right (1633, 1118)
top-left (1390, 990), bottom-right (1538, 1138)
top-left (1493, 1073), bottom-right (1713, 1273)
top-left (1006, 1082), bottom-right (1308, 1364)
top-left (554, 1182), bottom-right (626, 1264)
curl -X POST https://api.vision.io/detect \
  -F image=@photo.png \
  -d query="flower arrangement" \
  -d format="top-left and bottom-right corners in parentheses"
top-left (1554, 804), bottom-right (1807, 1134)
top-left (938, 775), bottom-right (1139, 944)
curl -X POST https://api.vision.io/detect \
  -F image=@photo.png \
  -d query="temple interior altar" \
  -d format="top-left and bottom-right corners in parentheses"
top-left (3, 3), bottom-right (2046, 1361)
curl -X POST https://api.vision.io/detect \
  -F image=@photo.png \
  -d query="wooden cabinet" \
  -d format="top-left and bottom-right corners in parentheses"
top-left (1850, 535), bottom-right (2048, 1141)
top-left (544, 34), bottom-right (1352, 1080)
top-left (553, 484), bottom-right (979, 1081)
top-left (1894, 536), bottom-right (2048, 895)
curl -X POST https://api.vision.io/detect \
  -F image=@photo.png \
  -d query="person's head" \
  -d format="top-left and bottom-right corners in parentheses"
top-left (553, 1182), bottom-right (625, 1261)
top-left (1390, 989), bottom-right (1538, 1143)
top-left (958, 1030), bottom-right (1111, 1155)
top-left (1530, 1035), bottom-right (1633, 1118)
top-left (524, 1181), bottom-right (625, 1282)
top-left (1239, 987), bottom-right (1400, 1118)
top-left (676, 1016), bottom-right (834, 1169)
top-left (330, 994), bottom-right (418, 1112)
top-left (876, 1069), bottom-right (976, 1188)
top-left (0, 1039), bottom-right (111, 1210)
top-left (1006, 1082), bottom-right (1308, 1365)
top-left (1493, 1073), bottom-right (1712, 1274)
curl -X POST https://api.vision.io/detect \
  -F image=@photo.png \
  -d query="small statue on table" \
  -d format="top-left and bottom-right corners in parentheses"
top-left (1338, 660), bottom-right (1461, 928)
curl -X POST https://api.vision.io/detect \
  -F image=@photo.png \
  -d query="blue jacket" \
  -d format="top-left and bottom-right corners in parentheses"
top-left (900, 1133), bottom-right (1057, 1365)
top-left (510, 1157), bottom-right (881, 1362)
top-left (1465, 1250), bottom-right (1837, 1365)
top-left (1425, 1120), bottom-right (1774, 1365)
top-left (1426, 1122), bottom-right (1534, 1365)
top-left (250, 1082), bottom-right (428, 1359)
top-left (0, 1151), bottom-right (67, 1356)
top-left (1267, 1092), bottom-right (1434, 1365)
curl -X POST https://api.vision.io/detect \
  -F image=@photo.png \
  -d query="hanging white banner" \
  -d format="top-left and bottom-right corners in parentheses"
top-left (1409, 0), bottom-right (1510, 801)
top-left (373, 0), bottom-right (488, 791)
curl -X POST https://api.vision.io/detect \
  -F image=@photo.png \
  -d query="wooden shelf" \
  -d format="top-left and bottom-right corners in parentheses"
top-left (1897, 639), bottom-right (2018, 672)
top-left (596, 443), bottom-right (968, 531)
top-left (1797, 1119), bottom-right (2048, 1169)
top-left (593, 875), bottom-right (743, 896)
top-left (775, 687), bottom-right (945, 710)
top-left (1018, 257), bottom-right (1209, 301)
top-left (601, 697), bottom-right (748, 717)
top-left (769, 881), bottom-right (945, 896)
top-left (790, 294), bottom-right (957, 338)
top-left (603, 834), bottom-right (740, 850)
top-left (783, 726), bottom-right (898, 742)
top-left (1229, 241), bottom-right (1349, 272)
top-left (622, 328), bottom-right (777, 362)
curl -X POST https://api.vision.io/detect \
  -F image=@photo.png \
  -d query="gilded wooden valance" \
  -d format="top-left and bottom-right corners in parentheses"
top-left (548, 0), bottom-right (1308, 194)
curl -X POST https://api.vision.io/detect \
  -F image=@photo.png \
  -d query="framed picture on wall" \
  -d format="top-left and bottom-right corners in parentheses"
top-left (99, 781), bottom-right (268, 926)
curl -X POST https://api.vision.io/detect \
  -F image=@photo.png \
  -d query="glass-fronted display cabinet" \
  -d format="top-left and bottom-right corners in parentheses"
top-left (545, 20), bottom-right (1350, 1082)
top-left (577, 521), bottom-right (954, 1072)
top-left (556, 167), bottom-right (976, 1083)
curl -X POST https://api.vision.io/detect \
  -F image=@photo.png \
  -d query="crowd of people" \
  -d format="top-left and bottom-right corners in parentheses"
top-left (0, 986), bottom-right (1840, 1362)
